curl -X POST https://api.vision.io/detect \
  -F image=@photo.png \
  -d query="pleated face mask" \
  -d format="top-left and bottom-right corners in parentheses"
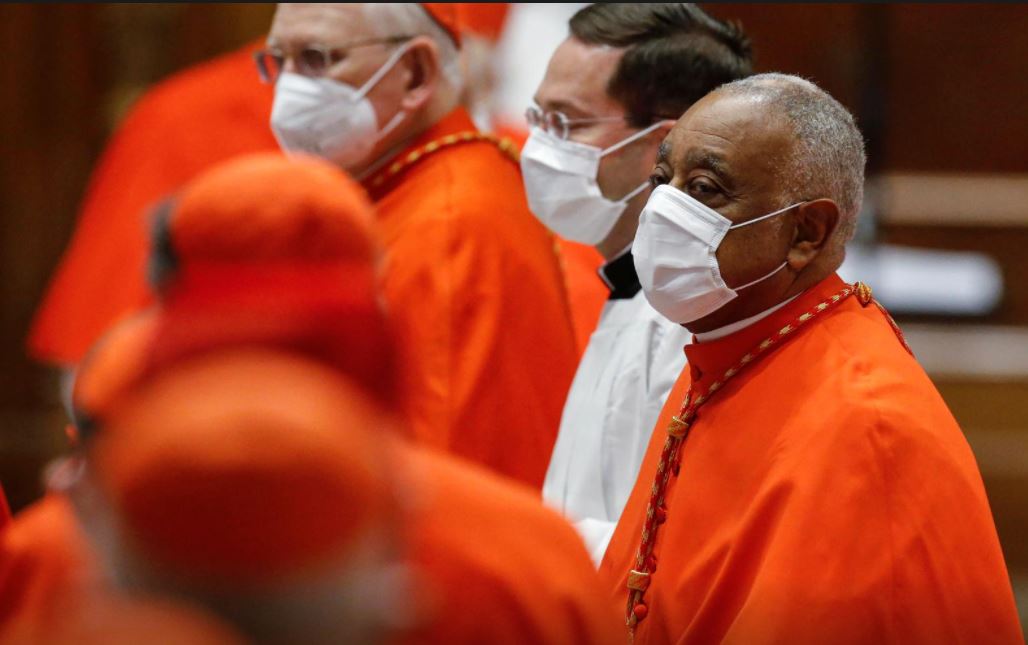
top-left (270, 44), bottom-right (410, 172)
top-left (520, 122), bottom-right (665, 245)
top-left (633, 184), bottom-right (802, 324)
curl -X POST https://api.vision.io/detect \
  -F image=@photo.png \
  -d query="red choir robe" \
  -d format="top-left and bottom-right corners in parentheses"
top-left (0, 494), bottom-right (99, 635)
top-left (365, 107), bottom-right (578, 488)
top-left (27, 40), bottom-right (277, 366)
top-left (600, 273), bottom-right (1023, 644)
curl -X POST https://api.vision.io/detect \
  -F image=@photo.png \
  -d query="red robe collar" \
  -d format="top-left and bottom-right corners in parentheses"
top-left (684, 273), bottom-right (848, 388)
top-left (362, 107), bottom-right (478, 201)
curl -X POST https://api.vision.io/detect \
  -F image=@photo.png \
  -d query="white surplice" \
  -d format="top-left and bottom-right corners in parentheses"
top-left (543, 250), bottom-right (690, 564)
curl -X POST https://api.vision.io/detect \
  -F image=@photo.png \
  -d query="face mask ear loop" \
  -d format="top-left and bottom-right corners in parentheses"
top-left (618, 180), bottom-right (650, 205)
top-left (378, 109), bottom-right (407, 136)
top-left (600, 120), bottom-right (669, 157)
top-left (733, 261), bottom-right (789, 291)
top-left (355, 41), bottom-right (414, 100)
top-left (728, 201), bottom-right (805, 230)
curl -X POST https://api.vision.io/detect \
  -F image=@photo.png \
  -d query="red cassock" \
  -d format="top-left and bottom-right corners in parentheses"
top-left (0, 494), bottom-right (98, 636)
top-left (397, 443), bottom-right (623, 644)
top-left (0, 463), bottom-right (622, 645)
top-left (600, 274), bottom-right (1023, 644)
top-left (27, 41), bottom-right (277, 366)
top-left (365, 107), bottom-right (578, 488)
top-left (0, 494), bottom-right (243, 645)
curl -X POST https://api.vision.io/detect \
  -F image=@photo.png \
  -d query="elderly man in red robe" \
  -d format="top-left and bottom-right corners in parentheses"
top-left (599, 73), bottom-right (1023, 644)
top-left (261, 4), bottom-right (578, 487)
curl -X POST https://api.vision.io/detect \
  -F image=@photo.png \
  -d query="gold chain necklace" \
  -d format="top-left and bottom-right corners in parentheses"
top-left (366, 131), bottom-right (520, 190)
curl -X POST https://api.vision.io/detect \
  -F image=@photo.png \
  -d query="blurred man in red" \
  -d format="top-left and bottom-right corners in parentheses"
top-left (3, 154), bottom-right (621, 644)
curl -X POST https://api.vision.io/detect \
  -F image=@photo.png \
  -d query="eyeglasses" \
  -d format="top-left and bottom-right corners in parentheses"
top-left (254, 35), bottom-right (413, 83)
top-left (525, 105), bottom-right (631, 141)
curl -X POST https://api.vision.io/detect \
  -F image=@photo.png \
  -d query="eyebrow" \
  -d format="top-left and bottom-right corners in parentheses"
top-left (683, 149), bottom-right (732, 180)
top-left (657, 141), bottom-right (672, 164)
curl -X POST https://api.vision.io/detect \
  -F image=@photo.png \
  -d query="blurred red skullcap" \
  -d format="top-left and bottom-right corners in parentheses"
top-left (148, 152), bottom-right (397, 404)
top-left (90, 348), bottom-right (398, 586)
top-left (166, 152), bottom-right (376, 266)
top-left (72, 152), bottom-right (398, 432)
top-left (422, 3), bottom-right (462, 46)
top-left (71, 309), bottom-right (161, 432)
top-left (457, 3), bottom-right (510, 42)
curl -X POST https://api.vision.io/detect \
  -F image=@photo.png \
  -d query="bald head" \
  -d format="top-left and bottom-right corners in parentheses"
top-left (714, 73), bottom-right (866, 244)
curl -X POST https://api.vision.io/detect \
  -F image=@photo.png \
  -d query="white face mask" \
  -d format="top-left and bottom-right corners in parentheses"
top-left (633, 184), bottom-right (802, 324)
top-left (520, 122), bottom-right (665, 245)
top-left (270, 44), bottom-right (410, 172)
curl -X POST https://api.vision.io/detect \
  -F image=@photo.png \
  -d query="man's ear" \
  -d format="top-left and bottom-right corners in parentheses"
top-left (398, 37), bottom-right (441, 112)
top-left (787, 198), bottom-right (840, 270)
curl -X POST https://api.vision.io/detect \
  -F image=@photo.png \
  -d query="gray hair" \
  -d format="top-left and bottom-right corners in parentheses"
top-left (362, 3), bottom-right (463, 92)
top-left (716, 73), bottom-right (866, 242)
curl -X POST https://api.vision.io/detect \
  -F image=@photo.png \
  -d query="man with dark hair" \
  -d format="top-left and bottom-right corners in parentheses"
top-left (527, 3), bottom-right (753, 563)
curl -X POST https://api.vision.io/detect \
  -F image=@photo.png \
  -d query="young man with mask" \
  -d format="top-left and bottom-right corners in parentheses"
top-left (262, 4), bottom-right (578, 489)
top-left (524, 3), bottom-right (753, 562)
top-left (600, 74), bottom-right (1022, 644)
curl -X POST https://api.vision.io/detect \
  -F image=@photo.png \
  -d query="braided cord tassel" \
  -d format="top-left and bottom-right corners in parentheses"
top-left (368, 131), bottom-right (518, 189)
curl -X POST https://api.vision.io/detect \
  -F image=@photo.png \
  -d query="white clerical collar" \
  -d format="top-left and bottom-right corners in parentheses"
top-left (693, 293), bottom-right (802, 343)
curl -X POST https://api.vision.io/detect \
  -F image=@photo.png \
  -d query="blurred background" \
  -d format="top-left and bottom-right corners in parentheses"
top-left (1, 1), bottom-right (1025, 627)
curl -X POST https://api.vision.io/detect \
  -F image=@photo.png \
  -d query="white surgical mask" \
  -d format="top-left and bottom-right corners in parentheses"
top-left (633, 184), bottom-right (801, 324)
top-left (270, 44), bottom-right (410, 172)
top-left (520, 122), bottom-right (665, 245)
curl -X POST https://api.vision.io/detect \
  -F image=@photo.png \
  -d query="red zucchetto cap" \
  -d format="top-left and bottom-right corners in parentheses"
top-left (421, 3), bottom-right (462, 46)
top-left (165, 152), bottom-right (377, 267)
top-left (72, 152), bottom-right (400, 435)
top-left (155, 152), bottom-right (396, 405)
top-left (457, 3), bottom-right (510, 42)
